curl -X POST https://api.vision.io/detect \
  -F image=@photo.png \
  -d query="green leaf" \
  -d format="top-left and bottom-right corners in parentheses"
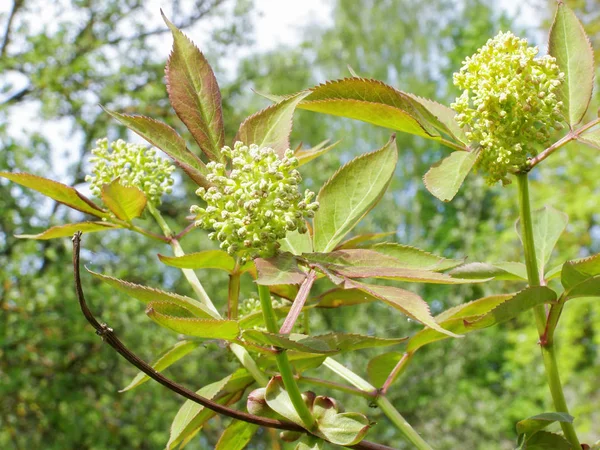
top-left (408, 95), bottom-right (468, 144)
top-left (407, 288), bottom-right (556, 351)
top-left (265, 376), bottom-right (306, 426)
top-left (521, 431), bottom-right (571, 450)
top-left (100, 179), bottom-right (146, 221)
top-left (312, 396), bottom-right (370, 445)
top-left (335, 232), bottom-right (395, 250)
top-left (578, 126), bottom-right (600, 150)
top-left (215, 420), bottom-right (259, 450)
top-left (102, 109), bottom-right (209, 186)
top-left (15, 221), bottom-right (121, 240)
top-left (549, 2), bottom-right (595, 126)
top-left (544, 263), bottom-right (563, 281)
top-left (163, 13), bottom-right (224, 161)
top-left (297, 78), bottom-right (444, 139)
top-left (304, 250), bottom-right (485, 284)
top-left (516, 206), bottom-right (568, 276)
top-left (367, 352), bottom-right (403, 387)
top-left (146, 301), bottom-right (240, 340)
top-left (295, 437), bottom-right (324, 450)
top-left (158, 250), bottom-right (253, 273)
top-left (449, 262), bottom-right (528, 281)
top-left (296, 139), bottom-right (341, 166)
top-left (561, 253), bottom-right (600, 290)
top-left (313, 135), bottom-right (398, 252)
top-left (315, 288), bottom-right (377, 308)
top-left (423, 149), bottom-right (480, 202)
top-left (347, 280), bottom-right (461, 338)
top-left (516, 412), bottom-right (574, 436)
top-left (235, 91), bottom-right (311, 157)
top-left (167, 369), bottom-right (254, 449)
top-left (120, 340), bottom-right (198, 392)
top-left (255, 253), bottom-right (307, 285)
top-left (243, 330), bottom-right (406, 354)
top-left (463, 287), bottom-right (557, 329)
top-left (279, 229), bottom-right (313, 255)
top-left (88, 270), bottom-right (217, 319)
top-left (371, 243), bottom-right (464, 271)
top-left (565, 275), bottom-right (600, 299)
top-left (0, 172), bottom-right (105, 217)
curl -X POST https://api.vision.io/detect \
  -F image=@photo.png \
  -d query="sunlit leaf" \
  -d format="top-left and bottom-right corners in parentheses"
top-left (255, 253), bottom-right (307, 285)
top-left (235, 91), bottom-right (311, 157)
top-left (243, 330), bottom-right (406, 354)
top-left (312, 396), bottom-right (370, 445)
top-left (409, 94), bottom-right (468, 144)
top-left (297, 78), bottom-right (443, 139)
top-left (146, 301), bottom-right (240, 340)
top-left (167, 369), bottom-right (254, 449)
top-left (367, 352), bottom-right (403, 387)
top-left (0, 172), bottom-right (105, 217)
top-left (450, 262), bottom-right (528, 281)
top-left (313, 135), bottom-right (398, 252)
top-left (347, 280), bottom-right (460, 338)
top-left (371, 243), bottom-right (464, 271)
top-left (549, 2), bottom-right (595, 126)
top-left (516, 206), bottom-right (568, 276)
top-left (279, 229), bottom-right (313, 255)
top-left (120, 340), bottom-right (198, 392)
top-left (565, 275), bottom-right (600, 299)
top-left (315, 288), bottom-right (377, 308)
top-left (335, 232), bottom-right (395, 250)
top-left (561, 252), bottom-right (600, 290)
top-left (423, 148), bottom-right (480, 202)
top-left (407, 288), bottom-right (555, 351)
top-left (158, 250), bottom-right (252, 273)
top-left (304, 249), bottom-right (485, 284)
top-left (214, 420), bottom-right (259, 450)
top-left (296, 139), bottom-right (341, 166)
top-left (265, 376), bottom-right (306, 426)
top-left (163, 13), bottom-right (225, 161)
top-left (15, 221), bottom-right (121, 240)
top-left (102, 109), bottom-right (209, 186)
top-left (100, 179), bottom-right (147, 221)
top-left (88, 270), bottom-right (216, 318)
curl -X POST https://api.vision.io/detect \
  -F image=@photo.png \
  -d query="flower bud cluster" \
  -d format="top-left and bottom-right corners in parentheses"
top-left (86, 138), bottom-right (175, 204)
top-left (451, 31), bottom-right (564, 184)
top-left (191, 142), bottom-right (318, 262)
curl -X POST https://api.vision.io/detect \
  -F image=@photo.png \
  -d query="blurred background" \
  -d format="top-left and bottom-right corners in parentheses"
top-left (1, 0), bottom-right (599, 448)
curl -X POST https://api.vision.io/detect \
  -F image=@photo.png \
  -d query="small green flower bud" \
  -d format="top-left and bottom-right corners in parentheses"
top-left (191, 141), bottom-right (319, 260)
top-left (451, 31), bottom-right (564, 184)
top-left (87, 138), bottom-right (175, 205)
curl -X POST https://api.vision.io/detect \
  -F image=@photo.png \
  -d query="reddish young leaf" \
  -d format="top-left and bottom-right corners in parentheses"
top-left (163, 12), bottom-right (225, 161)
top-left (103, 109), bottom-right (209, 187)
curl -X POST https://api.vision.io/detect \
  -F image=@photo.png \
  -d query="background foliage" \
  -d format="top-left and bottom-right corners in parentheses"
top-left (1, 0), bottom-right (598, 449)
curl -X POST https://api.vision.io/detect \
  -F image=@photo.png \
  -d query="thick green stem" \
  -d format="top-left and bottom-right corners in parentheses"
top-left (146, 203), bottom-right (219, 316)
top-left (228, 266), bottom-right (241, 319)
top-left (516, 173), bottom-right (580, 449)
top-left (324, 358), bottom-right (433, 450)
top-left (258, 284), bottom-right (316, 431)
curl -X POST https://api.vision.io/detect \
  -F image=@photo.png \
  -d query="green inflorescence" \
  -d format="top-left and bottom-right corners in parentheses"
top-left (86, 138), bottom-right (175, 204)
top-left (452, 31), bottom-right (564, 184)
top-left (191, 141), bottom-right (319, 262)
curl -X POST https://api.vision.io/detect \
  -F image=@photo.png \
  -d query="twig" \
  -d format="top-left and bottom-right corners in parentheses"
top-left (72, 232), bottom-right (396, 450)
top-left (279, 269), bottom-right (317, 334)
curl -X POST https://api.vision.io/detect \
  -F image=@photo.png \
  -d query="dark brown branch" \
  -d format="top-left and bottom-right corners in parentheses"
top-left (1, 0), bottom-right (24, 58)
top-left (71, 232), bottom-right (397, 450)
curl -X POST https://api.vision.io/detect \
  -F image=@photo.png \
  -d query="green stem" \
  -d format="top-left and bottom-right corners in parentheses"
top-left (258, 284), bottom-right (316, 431)
top-left (230, 343), bottom-right (269, 387)
top-left (323, 358), bottom-right (433, 450)
top-left (516, 173), bottom-right (580, 449)
top-left (146, 203), bottom-right (219, 316)
top-left (228, 265), bottom-right (241, 319)
top-left (296, 375), bottom-right (375, 399)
